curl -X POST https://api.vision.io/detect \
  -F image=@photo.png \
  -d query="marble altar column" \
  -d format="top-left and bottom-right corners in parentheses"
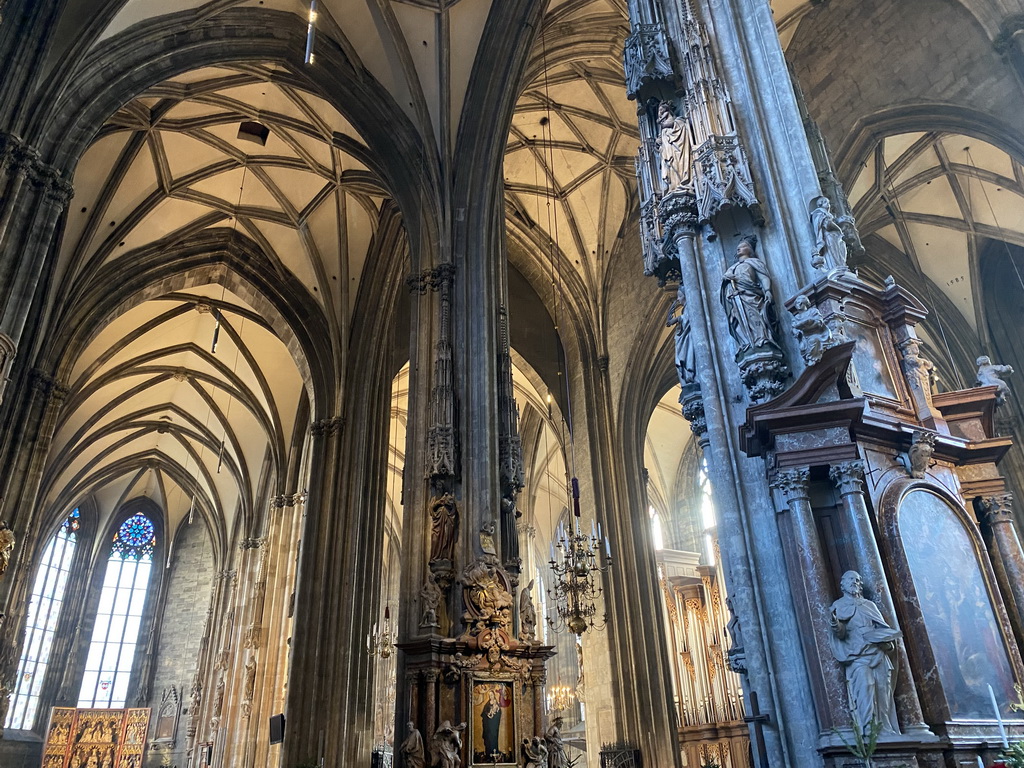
top-left (829, 461), bottom-right (932, 737)
top-left (979, 493), bottom-right (1024, 636)
top-left (774, 469), bottom-right (848, 730)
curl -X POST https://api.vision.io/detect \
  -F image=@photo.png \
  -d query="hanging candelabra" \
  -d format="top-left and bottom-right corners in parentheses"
top-left (366, 604), bottom-right (395, 658)
top-left (547, 479), bottom-right (612, 636)
top-left (546, 684), bottom-right (576, 714)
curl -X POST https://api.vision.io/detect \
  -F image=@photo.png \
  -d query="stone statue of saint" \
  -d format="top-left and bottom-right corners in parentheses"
top-left (829, 571), bottom-right (901, 736)
top-left (546, 717), bottom-right (568, 768)
top-left (519, 579), bottom-right (537, 642)
top-left (522, 735), bottom-right (549, 768)
top-left (213, 675), bottom-right (225, 717)
top-left (0, 522), bottom-right (15, 578)
top-left (809, 196), bottom-right (848, 272)
top-left (430, 720), bottom-right (465, 768)
top-left (400, 722), bottom-right (426, 768)
top-left (720, 235), bottom-right (779, 353)
top-left (429, 494), bottom-right (458, 564)
top-left (243, 654), bottom-right (257, 700)
top-left (656, 101), bottom-right (692, 195)
top-left (791, 295), bottom-right (831, 366)
top-left (666, 284), bottom-right (696, 386)
top-left (976, 355), bottom-right (1013, 407)
top-left (419, 572), bottom-right (442, 629)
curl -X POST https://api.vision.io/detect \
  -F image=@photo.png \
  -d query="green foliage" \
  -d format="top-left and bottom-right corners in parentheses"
top-left (834, 718), bottom-right (884, 768)
top-left (1001, 740), bottom-right (1024, 768)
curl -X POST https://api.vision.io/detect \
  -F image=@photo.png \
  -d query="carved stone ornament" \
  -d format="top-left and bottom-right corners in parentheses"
top-left (721, 236), bottom-right (781, 355)
top-left (519, 579), bottom-right (538, 643)
top-left (724, 597), bottom-right (746, 674)
top-left (976, 355), bottom-right (1013, 407)
top-left (772, 468), bottom-right (810, 502)
top-left (623, 23), bottom-right (674, 99)
top-left (430, 720), bottom-right (466, 768)
top-left (829, 571), bottom-right (900, 736)
top-left (656, 101), bottom-right (693, 196)
top-left (829, 460), bottom-right (865, 497)
top-left (809, 195), bottom-right (849, 272)
top-left (694, 135), bottom-right (761, 228)
top-left (522, 735), bottom-right (549, 768)
top-left (907, 431), bottom-right (936, 479)
top-left (679, 383), bottom-right (707, 439)
top-left (789, 294), bottom-right (832, 366)
top-left (667, 284), bottom-right (696, 387)
top-left (978, 493), bottom-right (1014, 525)
top-left (898, 339), bottom-right (936, 405)
top-left (459, 559), bottom-right (518, 664)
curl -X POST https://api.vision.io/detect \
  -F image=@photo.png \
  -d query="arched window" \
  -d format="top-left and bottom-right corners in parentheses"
top-left (78, 512), bottom-right (156, 709)
top-left (649, 506), bottom-right (665, 550)
top-left (5, 509), bottom-right (80, 730)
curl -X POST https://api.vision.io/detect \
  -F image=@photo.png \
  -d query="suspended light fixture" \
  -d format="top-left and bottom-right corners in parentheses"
top-left (367, 604), bottom-right (395, 659)
top-left (546, 683), bottom-right (576, 714)
top-left (304, 0), bottom-right (318, 65)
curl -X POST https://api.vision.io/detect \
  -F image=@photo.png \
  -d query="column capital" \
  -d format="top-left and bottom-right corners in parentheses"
top-left (658, 190), bottom-right (699, 243)
top-left (310, 416), bottom-right (344, 438)
top-left (979, 493), bottom-right (1014, 525)
top-left (771, 468), bottom-right (810, 502)
top-left (829, 460), bottom-right (865, 497)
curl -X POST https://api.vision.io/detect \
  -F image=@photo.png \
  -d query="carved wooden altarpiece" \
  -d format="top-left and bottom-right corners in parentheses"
top-left (40, 707), bottom-right (150, 768)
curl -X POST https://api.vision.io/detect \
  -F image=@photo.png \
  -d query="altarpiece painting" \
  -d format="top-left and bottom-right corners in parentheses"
top-left (40, 707), bottom-right (150, 768)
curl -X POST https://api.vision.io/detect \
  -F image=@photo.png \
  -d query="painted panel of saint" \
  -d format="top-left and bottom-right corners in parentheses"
top-left (472, 681), bottom-right (514, 763)
top-left (900, 490), bottom-right (1020, 719)
top-left (847, 321), bottom-right (898, 400)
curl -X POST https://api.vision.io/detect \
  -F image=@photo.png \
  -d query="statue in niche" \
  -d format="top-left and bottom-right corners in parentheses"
top-left (519, 579), bottom-right (537, 642)
top-left (419, 572), bottom-right (442, 629)
top-left (213, 675), bottom-right (225, 718)
top-left (243, 654), bottom-right (257, 701)
top-left (720, 235), bottom-right (780, 354)
top-left (0, 522), bottom-right (14, 577)
top-left (791, 295), bottom-right (831, 366)
top-left (522, 735), bottom-right (549, 768)
top-left (400, 722), bottom-right (426, 768)
top-left (666, 284), bottom-right (696, 386)
top-left (546, 717), bottom-right (568, 768)
top-left (656, 101), bottom-right (693, 195)
top-left (907, 431), bottom-right (936, 479)
top-left (809, 196), bottom-right (848, 272)
top-left (431, 720), bottom-right (466, 768)
top-left (976, 355), bottom-right (1014, 407)
top-left (479, 521), bottom-right (497, 557)
top-left (429, 493), bottom-right (458, 564)
top-left (829, 571), bottom-right (901, 736)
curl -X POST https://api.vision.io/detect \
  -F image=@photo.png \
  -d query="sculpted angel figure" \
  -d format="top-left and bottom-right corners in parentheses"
top-left (829, 571), bottom-right (901, 736)
top-left (976, 355), bottom-right (1013, 406)
top-left (522, 735), bottom-right (549, 768)
top-left (656, 101), bottom-right (692, 194)
top-left (809, 196), bottom-right (848, 271)
top-left (431, 720), bottom-right (466, 768)
top-left (667, 284), bottom-right (696, 386)
top-left (720, 235), bottom-right (779, 353)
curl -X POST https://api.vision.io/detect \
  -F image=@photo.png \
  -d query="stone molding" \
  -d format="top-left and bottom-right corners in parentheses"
top-left (0, 132), bottom-right (74, 204)
top-left (771, 468), bottom-right (810, 502)
top-left (979, 493), bottom-right (1014, 525)
top-left (829, 460), bottom-right (865, 497)
top-left (310, 416), bottom-right (344, 437)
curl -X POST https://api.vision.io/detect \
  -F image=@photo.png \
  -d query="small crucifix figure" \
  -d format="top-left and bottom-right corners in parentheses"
top-left (743, 690), bottom-right (771, 768)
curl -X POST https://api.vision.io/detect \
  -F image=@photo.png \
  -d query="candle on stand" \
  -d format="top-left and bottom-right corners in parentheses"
top-left (989, 683), bottom-right (1010, 748)
top-left (550, 542), bottom-right (555, 561)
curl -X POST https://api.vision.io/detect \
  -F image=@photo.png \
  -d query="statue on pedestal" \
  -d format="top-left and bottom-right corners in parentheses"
top-left (431, 720), bottom-right (465, 768)
top-left (721, 235), bottom-right (780, 354)
top-left (546, 717), bottom-right (568, 768)
top-left (829, 571), bottom-right (901, 736)
top-left (522, 735), bottom-right (549, 768)
top-left (809, 196), bottom-right (848, 272)
top-left (976, 355), bottom-right (1013, 407)
top-left (420, 573), bottom-right (442, 629)
top-left (399, 722), bottom-right (425, 768)
top-left (0, 523), bottom-right (14, 578)
top-left (666, 285), bottom-right (696, 386)
top-left (656, 101), bottom-right (692, 195)
top-left (519, 580), bottom-right (537, 642)
top-left (429, 494), bottom-right (458, 564)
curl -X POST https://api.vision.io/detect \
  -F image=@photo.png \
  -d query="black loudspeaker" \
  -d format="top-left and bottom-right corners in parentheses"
top-left (269, 713), bottom-right (285, 744)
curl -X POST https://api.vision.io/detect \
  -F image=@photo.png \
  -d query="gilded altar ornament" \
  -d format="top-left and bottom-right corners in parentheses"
top-left (976, 355), bottom-right (1014, 407)
top-left (479, 520), bottom-right (497, 558)
top-left (656, 100), bottom-right (693, 195)
top-left (400, 722), bottom-right (426, 768)
top-left (431, 720), bottom-right (466, 768)
top-left (667, 284), bottom-right (696, 386)
top-left (0, 522), bottom-right (14, 577)
top-left (829, 571), bottom-right (901, 736)
top-left (809, 195), bottom-right (849, 272)
top-left (790, 295), bottom-right (831, 366)
top-left (721, 236), bottom-right (779, 354)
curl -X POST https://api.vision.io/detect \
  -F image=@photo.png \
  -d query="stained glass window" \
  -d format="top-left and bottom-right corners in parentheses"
top-left (78, 512), bottom-right (155, 708)
top-left (6, 509), bottom-right (80, 730)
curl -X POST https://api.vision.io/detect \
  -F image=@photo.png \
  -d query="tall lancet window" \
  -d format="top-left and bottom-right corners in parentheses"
top-left (78, 512), bottom-right (156, 708)
top-left (6, 509), bottom-right (80, 730)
